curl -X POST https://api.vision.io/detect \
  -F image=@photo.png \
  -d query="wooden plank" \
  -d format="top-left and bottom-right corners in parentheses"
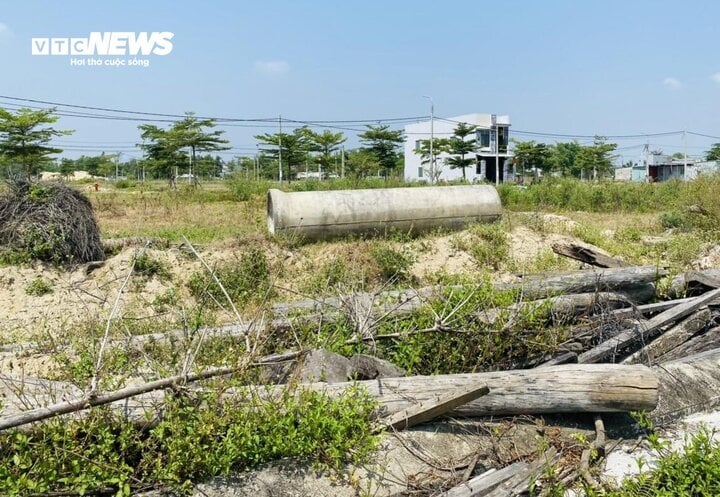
top-left (537, 351), bottom-right (578, 367)
top-left (656, 327), bottom-right (720, 364)
top-left (443, 462), bottom-right (528, 497)
top-left (483, 447), bottom-right (558, 497)
top-left (622, 308), bottom-right (711, 365)
top-left (578, 288), bottom-right (720, 364)
top-left (378, 383), bottom-right (489, 432)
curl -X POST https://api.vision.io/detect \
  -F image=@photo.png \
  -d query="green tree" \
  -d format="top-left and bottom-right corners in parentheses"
top-left (59, 158), bottom-right (75, 178)
top-left (358, 125), bottom-right (404, 177)
top-left (547, 141), bottom-right (582, 177)
top-left (0, 107), bottom-right (73, 175)
top-left (345, 149), bottom-right (380, 178)
top-left (512, 140), bottom-right (550, 181)
top-left (138, 113), bottom-right (229, 183)
top-left (446, 123), bottom-right (478, 180)
top-left (255, 127), bottom-right (311, 182)
top-left (706, 143), bottom-right (720, 161)
top-left (574, 136), bottom-right (617, 179)
top-left (414, 138), bottom-right (451, 182)
top-left (304, 129), bottom-right (346, 177)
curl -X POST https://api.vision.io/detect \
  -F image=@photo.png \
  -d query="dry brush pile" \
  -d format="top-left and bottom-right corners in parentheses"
top-left (0, 177), bottom-right (104, 264)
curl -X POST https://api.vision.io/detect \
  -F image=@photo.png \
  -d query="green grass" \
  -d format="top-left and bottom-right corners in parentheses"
top-left (0, 387), bottom-right (378, 496)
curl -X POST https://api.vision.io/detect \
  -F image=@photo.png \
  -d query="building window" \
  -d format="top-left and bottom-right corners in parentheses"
top-left (415, 140), bottom-right (422, 151)
top-left (477, 129), bottom-right (490, 148)
top-left (498, 126), bottom-right (509, 153)
top-left (418, 167), bottom-right (423, 178)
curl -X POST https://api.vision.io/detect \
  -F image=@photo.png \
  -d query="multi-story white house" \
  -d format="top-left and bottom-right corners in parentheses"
top-left (403, 113), bottom-right (513, 183)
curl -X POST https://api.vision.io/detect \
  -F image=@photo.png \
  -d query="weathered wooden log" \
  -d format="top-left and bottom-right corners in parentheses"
top-left (1, 362), bottom-right (657, 431)
top-left (578, 288), bottom-right (720, 364)
top-left (478, 292), bottom-right (633, 327)
top-left (651, 348), bottom-right (720, 423)
top-left (655, 326), bottom-right (720, 364)
top-left (378, 383), bottom-right (489, 432)
top-left (552, 242), bottom-right (627, 268)
top-left (621, 308), bottom-right (711, 365)
top-left (509, 266), bottom-right (662, 302)
top-left (668, 269), bottom-right (720, 298)
top-left (309, 364), bottom-right (657, 417)
top-left (274, 266), bottom-right (664, 317)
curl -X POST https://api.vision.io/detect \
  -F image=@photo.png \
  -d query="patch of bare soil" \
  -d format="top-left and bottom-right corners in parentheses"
top-left (410, 235), bottom-right (476, 280)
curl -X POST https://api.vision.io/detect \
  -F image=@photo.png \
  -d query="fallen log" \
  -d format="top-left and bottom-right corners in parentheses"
top-left (377, 383), bottom-right (490, 432)
top-left (510, 266), bottom-right (662, 302)
top-left (621, 308), bottom-right (711, 365)
top-left (668, 269), bottom-right (720, 298)
top-left (651, 348), bottom-right (720, 423)
top-left (274, 265), bottom-right (664, 317)
top-left (478, 292), bottom-right (632, 327)
top-left (310, 364), bottom-right (657, 417)
top-left (577, 287), bottom-right (720, 364)
top-left (552, 242), bottom-right (627, 268)
top-left (1, 363), bottom-right (657, 431)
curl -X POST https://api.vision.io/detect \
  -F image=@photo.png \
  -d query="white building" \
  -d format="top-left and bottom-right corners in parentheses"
top-left (403, 113), bottom-right (512, 183)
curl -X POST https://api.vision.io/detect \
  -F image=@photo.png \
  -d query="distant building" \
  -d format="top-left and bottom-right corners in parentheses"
top-left (631, 145), bottom-right (720, 182)
top-left (403, 113), bottom-right (513, 183)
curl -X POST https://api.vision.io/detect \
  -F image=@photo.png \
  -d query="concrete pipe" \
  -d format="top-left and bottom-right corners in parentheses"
top-left (267, 185), bottom-right (502, 240)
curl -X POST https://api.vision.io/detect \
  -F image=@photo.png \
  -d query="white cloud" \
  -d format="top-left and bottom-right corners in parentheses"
top-left (662, 77), bottom-right (682, 90)
top-left (711, 73), bottom-right (720, 84)
top-left (253, 60), bottom-right (290, 76)
top-left (0, 22), bottom-right (8, 35)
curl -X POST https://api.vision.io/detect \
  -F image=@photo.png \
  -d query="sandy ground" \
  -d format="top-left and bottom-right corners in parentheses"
top-left (603, 410), bottom-right (720, 486)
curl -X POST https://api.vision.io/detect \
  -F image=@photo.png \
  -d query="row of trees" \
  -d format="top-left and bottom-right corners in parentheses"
top-left (4, 105), bottom-right (720, 181)
top-left (253, 124), bottom-right (404, 181)
top-left (0, 106), bottom-right (408, 181)
top-left (511, 137), bottom-right (618, 179)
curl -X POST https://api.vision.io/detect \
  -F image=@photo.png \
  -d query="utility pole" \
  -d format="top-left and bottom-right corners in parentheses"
top-left (492, 115), bottom-right (499, 185)
top-left (115, 152), bottom-right (122, 180)
top-left (188, 148), bottom-right (193, 183)
top-left (423, 96), bottom-right (434, 182)
top-left (683, 130), bottom-right (688, 181)
top-left (341, 145), bottom-right (345, 178)
top-left (278, 115), bottom-right (283, 183)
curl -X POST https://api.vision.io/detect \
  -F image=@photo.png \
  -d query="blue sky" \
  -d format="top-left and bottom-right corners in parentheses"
top-left (1, 0), bottom-right (720, 161)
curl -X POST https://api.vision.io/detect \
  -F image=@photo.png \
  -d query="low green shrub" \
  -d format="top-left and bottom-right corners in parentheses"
top-left (187, 248), bottom-right (273, 307)
top-left (133, 252), bottom-right (171, 280)
top-left (465, 223), bottom-right (509, 270)
top-left (370, 244), bottom-right (414, 282)
top-left (25, 276), bottom-right (53, 296)
top-left (0, 387), bottom-right (378, 496)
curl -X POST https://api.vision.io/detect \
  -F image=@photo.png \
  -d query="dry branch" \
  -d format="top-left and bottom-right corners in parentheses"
top-left (0, 350), bottom-right (300, 432)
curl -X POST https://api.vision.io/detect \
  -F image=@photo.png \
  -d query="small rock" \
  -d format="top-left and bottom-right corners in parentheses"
top-left (349, 354), bottom-right (406, 380)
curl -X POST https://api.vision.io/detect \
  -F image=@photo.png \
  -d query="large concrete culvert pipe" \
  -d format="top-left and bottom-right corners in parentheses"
top-left (267, 185), bottom-right (502, 241)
